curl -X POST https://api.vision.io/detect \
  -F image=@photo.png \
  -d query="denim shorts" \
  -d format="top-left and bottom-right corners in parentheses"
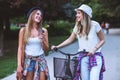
top-left (23, 54), bottom-right (50, 80)
top-left (27, 60), bottom-right (36, 72)
top-left (26, 55), bottom-right (45, 72)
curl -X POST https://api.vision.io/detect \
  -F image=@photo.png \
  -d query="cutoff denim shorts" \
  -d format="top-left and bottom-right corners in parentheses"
top-left (26, 54), bottom-right (45, 72)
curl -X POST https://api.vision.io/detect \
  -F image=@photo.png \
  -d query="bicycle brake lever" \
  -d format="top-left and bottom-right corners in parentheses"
top-left (83, 49), bottom-right (86, 52)
top-left (54, 47), bottom-right (58, 51)
top-left (83, 49), bottom-right (88, 54)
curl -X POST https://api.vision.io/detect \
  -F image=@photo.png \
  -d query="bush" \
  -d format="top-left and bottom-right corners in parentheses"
top-left (46, 20), bottom-right (74, 36)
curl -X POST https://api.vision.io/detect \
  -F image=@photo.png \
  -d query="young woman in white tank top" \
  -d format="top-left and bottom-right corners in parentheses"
top-left (17, 7), bottom-right (50, 80)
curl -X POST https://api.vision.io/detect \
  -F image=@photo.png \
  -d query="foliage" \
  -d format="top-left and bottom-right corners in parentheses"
top-left (10, 16), bottom-right (27, 23)
top-left (72, 0), bottom-right (81, 6)
top-left (87, 0), bottom-right (105, 21)
top-left (98, 0), bottom-right (120, 27)
top-left (0, 39), bottom-right (17, 79)
top-left (0, 0), bottom-right (119, 23)
top-left (99, 0), bottom-right (120, 17)
top-left (47, 20), bottom-right (74, 36)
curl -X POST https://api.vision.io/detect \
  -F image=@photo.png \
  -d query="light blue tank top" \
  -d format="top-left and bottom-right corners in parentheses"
top-left (25, 37), bottom-right (44, 56)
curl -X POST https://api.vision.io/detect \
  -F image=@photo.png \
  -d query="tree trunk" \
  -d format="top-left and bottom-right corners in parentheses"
top-left (5, 16), bottom-right (10, 32)
top-left (0, 18), bottom-right (4, 56)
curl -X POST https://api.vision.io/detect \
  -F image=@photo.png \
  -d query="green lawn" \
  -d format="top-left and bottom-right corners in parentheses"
top-left (0, 40), bottom-right (17, 79)
top-left (0, 36), bottom-right (68, 79)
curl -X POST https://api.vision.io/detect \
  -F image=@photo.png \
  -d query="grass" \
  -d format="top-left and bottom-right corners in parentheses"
top-left (0, 35), bottom-right (68, 79)
top-left (0, 40), bottom-right (17, 79)
top-left (0, 56), bottom-right (17, 78)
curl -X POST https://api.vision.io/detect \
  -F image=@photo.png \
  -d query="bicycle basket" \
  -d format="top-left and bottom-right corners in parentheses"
top-left (53, 57), bottom-right (78, 79)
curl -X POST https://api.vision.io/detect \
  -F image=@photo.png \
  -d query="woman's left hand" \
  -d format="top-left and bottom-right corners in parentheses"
top-left (39, 28), bottom-right (49, 51)
top-left (87, 48), bottom-right (96, 56)
top-left (39, 32), bottom-right (45, 39)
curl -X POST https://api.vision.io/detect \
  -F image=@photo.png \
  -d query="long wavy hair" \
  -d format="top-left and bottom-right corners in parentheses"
top-left (24, 10), bottom-right (43, 44)
top-left (76, 10), bottom-right (91, 40)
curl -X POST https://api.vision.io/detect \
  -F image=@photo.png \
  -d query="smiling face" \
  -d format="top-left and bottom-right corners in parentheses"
top-left (27, 9), bottom-right (43, 29)
top-left (76, 10), bottom-right (83, 22)
top-left (33, 10), bottom-right (42, 23)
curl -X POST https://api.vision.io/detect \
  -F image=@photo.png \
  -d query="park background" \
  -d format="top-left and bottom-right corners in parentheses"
top-left (0, 0), bottom-right (120, 79)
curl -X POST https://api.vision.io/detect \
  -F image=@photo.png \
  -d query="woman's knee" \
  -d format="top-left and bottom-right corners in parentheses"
top-left (26, 71), bottom-right (34, 80)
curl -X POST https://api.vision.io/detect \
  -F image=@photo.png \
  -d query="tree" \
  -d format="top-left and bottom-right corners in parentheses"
top-left (0, 0), bottom-right (11, 56)
top-left (0, 0), bottom-right (24, 56)
top-left (99, 0), bottom-right (120, 17)
top-left (99, 0), bottom-right (120, 27)
top-left (0, 17), bottom-right (4, 56)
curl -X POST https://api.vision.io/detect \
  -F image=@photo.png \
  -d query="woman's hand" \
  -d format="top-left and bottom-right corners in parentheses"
top-left (87, 48), bottom-right (96, 56)
top-left (16, 65), bottom-right (23, 79)
top-left (17, 65), bottom-right (23, 73)
top-left (51, 45), bottom-right (58, 50)
top-left (39, 29), bottom-right (49, 51)
top-left (39, 32), bottom-right (45, 40)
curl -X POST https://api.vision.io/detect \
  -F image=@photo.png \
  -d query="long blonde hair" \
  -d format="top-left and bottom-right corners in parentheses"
top-left (24, 10), bottom-right (43, 44)
top-left (76, 10), bottom-right (91, 40)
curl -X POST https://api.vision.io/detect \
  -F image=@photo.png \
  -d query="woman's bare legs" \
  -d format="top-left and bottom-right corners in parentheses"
top-left (26, 72), bottom-right (34, 80)
top-left (39, 71), bottom-right (45, 80)
top-left (25, 71), bottom-right (46, 80)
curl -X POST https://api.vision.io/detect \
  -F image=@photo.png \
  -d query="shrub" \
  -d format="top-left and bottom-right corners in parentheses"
top-left (46, 20), bottom-right (74, 36)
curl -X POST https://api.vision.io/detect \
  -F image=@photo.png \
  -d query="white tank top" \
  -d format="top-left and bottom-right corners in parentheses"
top-left (25, 37), bottom-right (44, 56)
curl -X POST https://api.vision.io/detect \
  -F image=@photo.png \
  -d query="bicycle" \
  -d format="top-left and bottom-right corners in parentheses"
top-left (53, 48), bottom-right (88, 80)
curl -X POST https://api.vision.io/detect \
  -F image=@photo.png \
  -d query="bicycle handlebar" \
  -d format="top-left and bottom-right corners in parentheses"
top-left (53, 48), bottom-right (88, 56)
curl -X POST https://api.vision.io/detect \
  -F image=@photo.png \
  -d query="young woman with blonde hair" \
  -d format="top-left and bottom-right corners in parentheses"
top-left (51, 4), bottom-right (105, 80)
top-left (17, 7), bottom-right (50, 80)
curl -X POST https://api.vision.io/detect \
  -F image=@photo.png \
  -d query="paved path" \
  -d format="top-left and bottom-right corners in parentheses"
top-left (1, 28), bottom-right (120, 80)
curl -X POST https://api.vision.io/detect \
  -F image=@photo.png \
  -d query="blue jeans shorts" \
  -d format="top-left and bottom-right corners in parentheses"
top-left (26, 55), bottom-right (45, 72)
top-left (27, 60), bottom-right (36, 72)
